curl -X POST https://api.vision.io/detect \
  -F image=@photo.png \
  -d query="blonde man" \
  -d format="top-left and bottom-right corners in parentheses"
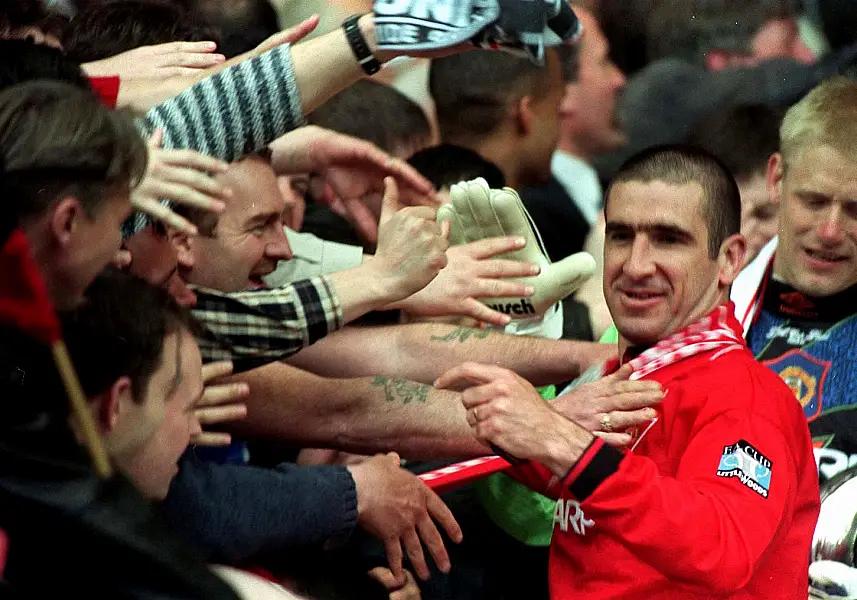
top-left (731, 77), bottom-right (857, 485)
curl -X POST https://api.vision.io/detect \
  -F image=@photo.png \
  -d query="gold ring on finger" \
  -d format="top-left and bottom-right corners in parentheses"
top-left (600, 413), bottom-right (614, 433)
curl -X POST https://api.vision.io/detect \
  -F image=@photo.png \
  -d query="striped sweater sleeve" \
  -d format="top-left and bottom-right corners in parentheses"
top-left (126, 45), bottom-right (305, 236)
top-left (139, 44), bottom-right (305, 159)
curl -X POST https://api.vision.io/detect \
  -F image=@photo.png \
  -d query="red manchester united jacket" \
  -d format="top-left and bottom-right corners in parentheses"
top-left (512, 309), bottom-right (820, 599)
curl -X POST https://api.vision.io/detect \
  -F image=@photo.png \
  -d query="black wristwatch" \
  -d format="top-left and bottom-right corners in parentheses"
top-left (343, 14), bottom-right (381, 76)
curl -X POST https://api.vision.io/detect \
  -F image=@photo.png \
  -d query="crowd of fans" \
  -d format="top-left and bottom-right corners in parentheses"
top-left (2, 0), bottom-right (857, 598)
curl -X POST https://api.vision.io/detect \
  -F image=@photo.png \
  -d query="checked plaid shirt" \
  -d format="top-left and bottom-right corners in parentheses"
top-left (191, 276), bottom-right (343, 372)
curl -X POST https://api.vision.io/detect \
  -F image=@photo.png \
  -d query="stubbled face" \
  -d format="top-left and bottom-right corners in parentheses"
top-left (558, 8), bottom-right (627, 158)
top-left (184, 156), bottom-right (292, 292)
top-left (770, 146), bottom-right (857, 297)
top-left (738, 172), bottom-right (779, 266)
top-left (118, 329), bottom-right (203, 500)
top-left (604, 180), bottom-right (738, 347)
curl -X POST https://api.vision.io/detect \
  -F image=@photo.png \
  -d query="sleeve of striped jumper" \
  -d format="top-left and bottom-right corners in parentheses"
top-left (139, 44), bottom-right (305, 160)
top-left (126, 45), bottom-right (305, 236)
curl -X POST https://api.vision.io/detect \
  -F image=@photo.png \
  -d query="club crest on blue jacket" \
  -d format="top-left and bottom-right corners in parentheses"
top-left (763, 349), bottom-right (830, 422)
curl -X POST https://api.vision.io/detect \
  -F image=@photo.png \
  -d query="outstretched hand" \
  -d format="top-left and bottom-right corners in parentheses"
top-left (368, 178), bottom-right (448, 301)
top-left (435, 362), bottom-right (577, 465)
top-left (83, 41), bottom-right (225, 79)
top-left (553, 364), bottom-right (663, 448)
top-left (192, 361), bottom-right (249, 447)
top-left (348, 453), bottom-right (463, 585)
top-left (395, 236), bottom-right (540, 326)
top-left (270, 126), bottom-right (437, 243)
top-left (440, 179), bottom-right (596, 320)
top-left (131, 130), bottom-right (231, 236)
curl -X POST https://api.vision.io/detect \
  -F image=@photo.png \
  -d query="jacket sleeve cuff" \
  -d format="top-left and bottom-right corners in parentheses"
top-left (562, 438), bottom-right (624, 501)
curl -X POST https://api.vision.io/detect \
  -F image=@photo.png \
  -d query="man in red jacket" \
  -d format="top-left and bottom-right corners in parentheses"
top-left (437, 145), bottom-right (820, 600)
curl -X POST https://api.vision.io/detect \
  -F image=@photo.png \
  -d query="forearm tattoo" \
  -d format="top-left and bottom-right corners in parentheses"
top-left (371, 376), bottom-right (430, 404)
top-left (429, 327), bottom-right (490, 343)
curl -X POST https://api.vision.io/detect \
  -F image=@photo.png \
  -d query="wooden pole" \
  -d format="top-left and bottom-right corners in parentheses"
top-left (51, 340), bottom-right (112, 478)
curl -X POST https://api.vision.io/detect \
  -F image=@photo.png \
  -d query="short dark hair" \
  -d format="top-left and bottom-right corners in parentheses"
top-left (688, 104), bottom-right (785, 182)
top-left (64, 0), bottom-right (219, 63)
top-left (0, 80), bottom-right (148, 225)
top-left (181, 0), bottom-right (279, 59)
top-left (0, 38), bottom-right (89, 91)
top-left (430, 48), bottom-right (571, 144)
top-left (646, 0), bottom-right (798, 64)
top-left (407, 144), bottom-right (506, 190)
top-left (607, 145), bottom-right (742, 258)
top-left (308, 80), bottom-right (431, 158)
top-left (62, 269), bottom-right (196, 400)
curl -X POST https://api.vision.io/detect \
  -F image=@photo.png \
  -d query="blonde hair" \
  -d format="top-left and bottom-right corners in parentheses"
top-left (780, 77), bottom-right (857, 164)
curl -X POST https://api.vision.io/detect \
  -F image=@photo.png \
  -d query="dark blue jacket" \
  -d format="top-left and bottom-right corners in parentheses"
top-left (162, 452), bottom-right (359, 563)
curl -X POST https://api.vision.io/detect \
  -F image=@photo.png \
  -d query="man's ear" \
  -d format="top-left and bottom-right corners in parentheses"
top-left (97, 376), bottom-right (133, 434)
top-left (766, 152), bottom-right (785, 207)
top-left (718, 234), bottom-right (747, 286)
top-left (49, 197), bottom-right (84, 248)
top-left (180, 230), bottom-right (203, 270)
top-left (171, 230), bottom-right (195, 269)
top-left (515, 96), bottom-right (534, 136)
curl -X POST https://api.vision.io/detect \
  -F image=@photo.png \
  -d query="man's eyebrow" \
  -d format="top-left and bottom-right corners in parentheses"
top-left (606, 221), bottom-right (694, 238)
top-left (244, 211), bottom-right (280, 229)
top-left (647, 223), bottom-right (694, 239)
top-left (605, 221), bottom-right (632, 232)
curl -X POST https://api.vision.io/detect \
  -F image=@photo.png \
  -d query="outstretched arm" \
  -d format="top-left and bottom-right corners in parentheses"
top-left (228, 361), bottom-right (488, 461)
top-left (287, 323), bottom-right (615, 386)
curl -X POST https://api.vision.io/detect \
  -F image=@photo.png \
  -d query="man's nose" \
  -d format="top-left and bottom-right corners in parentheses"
top-left (623, 235), bottom-right (656, 279)
top-left (266, 227), bottom-right (293, 261)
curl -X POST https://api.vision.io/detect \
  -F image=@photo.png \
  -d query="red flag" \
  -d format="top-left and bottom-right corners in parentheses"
top-left (0, 528), bottom-right (7, 579)
top-left (0, 228), bottom-right (112, 477)
top-left (0, 228), bottom-right (60, 345)
top-left (87, 76), bottom-right (120, 109)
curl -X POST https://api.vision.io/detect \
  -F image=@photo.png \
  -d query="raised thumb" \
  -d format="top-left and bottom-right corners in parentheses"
top-left (541, 252), bottom-right (597, 299)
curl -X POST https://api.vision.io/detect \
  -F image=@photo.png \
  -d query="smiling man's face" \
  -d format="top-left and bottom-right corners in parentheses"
top-left (183, 155), bottom-right (293, 292)
top-left (604, 180), bottom-right (730, 347)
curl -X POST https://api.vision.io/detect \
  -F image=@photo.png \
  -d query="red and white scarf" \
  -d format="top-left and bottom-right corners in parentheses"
top-left (621, 302), bottom-right (746, 381)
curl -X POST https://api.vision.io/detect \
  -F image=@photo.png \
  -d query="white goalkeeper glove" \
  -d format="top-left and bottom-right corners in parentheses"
top-left (438, 178), bottom-right (595, 330)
